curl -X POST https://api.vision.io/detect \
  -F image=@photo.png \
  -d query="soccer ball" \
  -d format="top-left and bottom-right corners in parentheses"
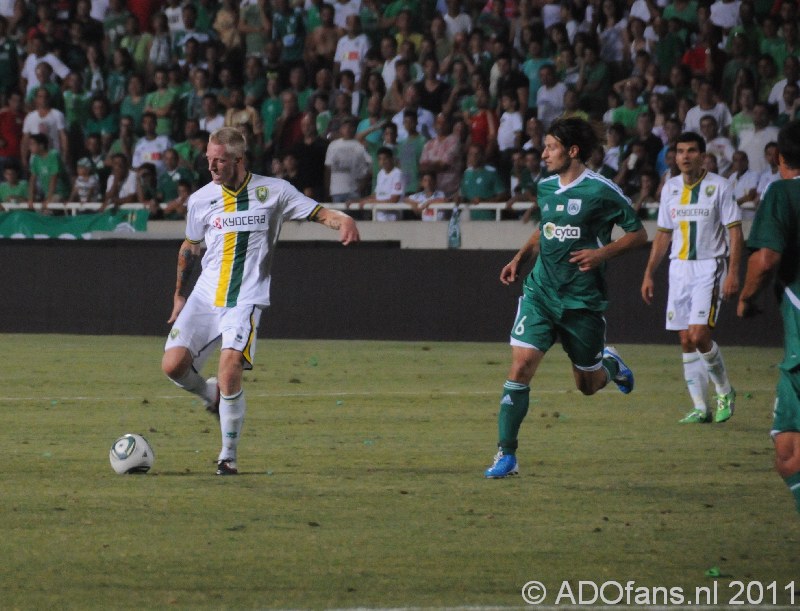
top-left (109, 433), bottom-right (155, 474)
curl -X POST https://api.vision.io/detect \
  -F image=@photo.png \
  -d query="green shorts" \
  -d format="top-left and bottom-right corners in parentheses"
top-left (509, 295), bottom-right (606, 370)
top-left (772, 297), bottom-right (800, 437)
top-left (772, 370), bottom-right (800, 437)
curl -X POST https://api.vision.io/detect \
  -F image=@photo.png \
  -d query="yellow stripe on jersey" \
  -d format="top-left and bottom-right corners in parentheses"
top-left (214, 188), bottom-right (239, 307)
top-left (677, 172), bottom-right (704, 260)
top-left (242, 307), bottom-right (257, 366)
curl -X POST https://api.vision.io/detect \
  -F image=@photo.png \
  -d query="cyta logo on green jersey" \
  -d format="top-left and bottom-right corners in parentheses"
top-left (542, 222), bottom-right (581, 241)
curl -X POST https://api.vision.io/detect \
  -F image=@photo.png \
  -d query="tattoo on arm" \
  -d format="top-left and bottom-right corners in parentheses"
top-left (312, 207), bottom-right (343, 230)
top-left (176, 246), bottom-right (198, 297)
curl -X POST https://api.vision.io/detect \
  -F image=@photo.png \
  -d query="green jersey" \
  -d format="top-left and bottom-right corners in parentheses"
top-left (157, 166), bottom-right (194, 201)
top-left (749, 176), bottom-right (800, 435)
top-left (526, 170), bottom-right (642, 312)
top-left (30, 150), bottom-right (69, 199)
top-left (145, 89), bottom-right (176, 136)
top-left (0, 180), bottom-right (28, 203)
top-left (747, 177), bottom-right (800, 307)
top-left (460, 165), bottom-right (505, 200)
top-left (272, 8), bottom-right (305, 63)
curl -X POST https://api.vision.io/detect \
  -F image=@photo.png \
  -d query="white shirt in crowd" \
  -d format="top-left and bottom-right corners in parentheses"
top-left (706, 136), bottom-right (736, 175)
top-left (334, 32), bottom-right (371, 84)
top-left (768, 78), bottom-right (799, 115)
top-left (200, 114), bottom-right (225, 133)
top-left (22, 108), bottom-right (66, 152)
top-left (21, 53), bottom-right (71, 95)
top-left (132, 135), bottom-right (174, 175)
top-left (683, 103), bottom-right (732, 134)
top-left (709, 0), bottom-right (741, 29)
top-left (497, 110), bottom-right (523, 152)
top-left (374, 166), bottom-right (405, 221)
top-left (536, 82), bottom-right (568, 130)
top-left (443, 11), bottom-right (472, 39)
top-left (757, 167), bottom-right (780, 200)
top-left (325, 137), bottom-right (371, 197)
top-left (105, 170), bottom-right (138, 200)
top-left (333, 0), bottom-right (360, 30)
top-left (737, 125), bottom-right (780, 173)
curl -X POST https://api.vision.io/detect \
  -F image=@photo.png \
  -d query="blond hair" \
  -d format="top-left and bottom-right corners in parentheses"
top-left (209, 127), bottom-right (247, 159)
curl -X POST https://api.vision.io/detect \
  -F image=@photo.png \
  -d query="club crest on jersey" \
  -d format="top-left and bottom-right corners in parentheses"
top-left (705, 184), bottom-right (716, 197)
top-left (567, 199), bottom-right (581, 215)
top-left (256, 186), bottom-right (269, 202)
top-left (542, 221), bottom-right (581, 241)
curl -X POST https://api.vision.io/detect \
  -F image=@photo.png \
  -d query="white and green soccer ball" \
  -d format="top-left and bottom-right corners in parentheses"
top-left (109, 433), bottom-right (155, 474)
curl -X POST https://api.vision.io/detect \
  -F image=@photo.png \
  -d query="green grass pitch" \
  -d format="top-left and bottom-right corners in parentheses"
top-left (2, 335), bottom-right (798, 609)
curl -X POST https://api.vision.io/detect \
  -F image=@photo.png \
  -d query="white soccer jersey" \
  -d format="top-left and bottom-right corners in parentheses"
top-left (375, 167), bottom-right (404, 200)
top-left (132, 135), bottom-right (173, 175)
top-left (657, 171), bottom-right (742, 260)
top-left (186, 173), bottom-right (320, 308)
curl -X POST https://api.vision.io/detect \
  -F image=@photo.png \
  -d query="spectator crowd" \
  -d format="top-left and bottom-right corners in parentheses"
top-left (0, 0), bottom-right (796, 220)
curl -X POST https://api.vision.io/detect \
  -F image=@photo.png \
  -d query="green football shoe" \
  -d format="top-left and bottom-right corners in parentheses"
top-left (714, 388), bottom-right (736, 423)
top-left (679, 409), bottom-right (711, 424)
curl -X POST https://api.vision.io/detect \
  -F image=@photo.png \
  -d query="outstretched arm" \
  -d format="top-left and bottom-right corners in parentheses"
top-left (168, 239), bottom-right (202, 323)
top-left (312, 207), bottom-right (360, 245)
top-left (737, 247), bottom-right (782, 317)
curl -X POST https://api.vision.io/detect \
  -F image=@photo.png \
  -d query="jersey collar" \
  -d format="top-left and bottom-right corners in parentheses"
top-left (221, 172), bottom-right (252, 197)
top-left (555, 168), bottom-right (590, 194)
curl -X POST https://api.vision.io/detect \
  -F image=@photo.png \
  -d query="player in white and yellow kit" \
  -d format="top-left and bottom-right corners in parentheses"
top-left (161, 127), bottom-right (359, 475)
top-left (641, 132), bottom-right (743, 424)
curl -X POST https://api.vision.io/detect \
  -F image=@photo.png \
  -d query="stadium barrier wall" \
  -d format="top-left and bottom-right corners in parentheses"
top-left (0, 240), bottom-right (782, 345)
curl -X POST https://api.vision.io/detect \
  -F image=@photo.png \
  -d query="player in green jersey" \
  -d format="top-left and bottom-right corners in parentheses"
top-left (738, 120), bottom-right (800, 513)
top-left (485, 117), bottom-right (648, 479)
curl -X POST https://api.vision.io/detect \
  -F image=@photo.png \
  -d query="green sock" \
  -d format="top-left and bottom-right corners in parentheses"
top-left (602, 355), bottom-right (620, 383)
top-left (784, 472), bottom-right (800, 513)
top-left (498, 380), bottom-right (530, 455)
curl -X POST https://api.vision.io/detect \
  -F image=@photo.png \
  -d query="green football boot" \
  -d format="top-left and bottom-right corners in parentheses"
top-left (714, 388), bottom-right (736, 423)
top-left (679, 409), bottom-right (712, 424)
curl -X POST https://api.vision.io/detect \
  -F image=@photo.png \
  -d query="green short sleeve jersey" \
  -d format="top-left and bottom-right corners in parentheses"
top-left (260, 97), bottom-right (283, 141)
top-left (460, 166), bottom-right (505, 200)
top-left (145, 89), bottom-right (176, 136)
top-left (747, 177), bottom-right (800, 301)
top-left (30, 150), bottom-right (69, 199)
top-left (526, 169), bottom-right (642, 311)
top-left (0, 179), bottom-right (28, 203)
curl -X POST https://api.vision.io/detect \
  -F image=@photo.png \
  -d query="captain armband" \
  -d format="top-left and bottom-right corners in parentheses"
top-left (307, 204), bottom-right (323, 222)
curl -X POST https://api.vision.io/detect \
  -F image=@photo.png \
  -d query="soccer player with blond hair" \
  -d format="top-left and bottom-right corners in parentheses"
top-left (161, 127), bottom-right (359, 475)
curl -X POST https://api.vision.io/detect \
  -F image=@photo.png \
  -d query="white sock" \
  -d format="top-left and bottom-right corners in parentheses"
top-left (700, 341), bottom-right (732, 395)
top-left (171, 368), bottom-right (211, 404)
top-left (683, 351), bottom-right (709, 411)
top-left (218, 390), bottom-right (246, 462)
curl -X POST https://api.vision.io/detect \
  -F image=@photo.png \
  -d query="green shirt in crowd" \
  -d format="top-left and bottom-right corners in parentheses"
top-left (30, 150), bottom-right (70, 200)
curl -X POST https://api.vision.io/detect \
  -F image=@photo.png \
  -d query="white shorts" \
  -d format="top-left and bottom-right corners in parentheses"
top-left (666, 258), bottom-right (727, 331)
top-left (165, 294), bottom-right (263, 371)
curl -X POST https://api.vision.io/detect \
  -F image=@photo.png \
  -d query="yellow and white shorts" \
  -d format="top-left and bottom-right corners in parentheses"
top-left (666, 257), bottom-right (727, 331)
top-left (165, 294), bottom-right (263, 370)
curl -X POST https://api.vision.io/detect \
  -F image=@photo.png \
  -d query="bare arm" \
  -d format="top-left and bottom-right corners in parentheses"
top-left (640, 229), bottom-right (672, 304)
top-left (312, 207), bottom-right (360, 245)
top-left (737, 247), bottom-right (782, 317)
top-left (500, 229), bottom-right (540, 285)
top-left (723, 224), bottom-right (744, 300)
top-left (168, 239), bottom-right (202, 323)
